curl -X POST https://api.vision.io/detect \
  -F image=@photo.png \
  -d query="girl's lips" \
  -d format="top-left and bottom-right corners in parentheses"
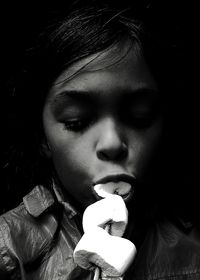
top-left (93, 174), bottom-right (136, 186)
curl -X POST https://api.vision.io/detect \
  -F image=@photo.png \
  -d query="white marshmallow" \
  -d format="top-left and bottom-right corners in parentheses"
top-left (73, 226), bottom-right (136, 277)
top-left (94, 182), bottom-right (132, 199)
top-left (83, 194), bottom-right (128, 237)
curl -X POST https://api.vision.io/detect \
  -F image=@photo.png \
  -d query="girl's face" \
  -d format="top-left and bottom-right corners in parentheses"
top-left (43, 42), bottom-right (162, 210)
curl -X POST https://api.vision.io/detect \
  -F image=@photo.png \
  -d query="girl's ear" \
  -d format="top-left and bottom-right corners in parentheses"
top-left (40, 139), bottom-right (52, 158)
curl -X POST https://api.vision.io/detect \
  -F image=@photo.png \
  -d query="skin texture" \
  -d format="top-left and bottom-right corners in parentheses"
top-left (42, 41), bottom-right (162, 211)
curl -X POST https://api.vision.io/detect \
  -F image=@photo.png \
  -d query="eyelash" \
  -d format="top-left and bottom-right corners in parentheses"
top-left (63, 118), bottom-right (93, 132)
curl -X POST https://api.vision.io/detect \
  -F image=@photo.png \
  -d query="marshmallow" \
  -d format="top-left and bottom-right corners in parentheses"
top-left (83, 194), bottom-right (128, 237)
top-left (73, 226), bottom-right (136, 277)
top-left (94, 182), bottom-right (132, 199)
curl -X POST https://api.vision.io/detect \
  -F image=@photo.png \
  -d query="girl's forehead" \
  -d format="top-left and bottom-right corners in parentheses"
top-left (46, 39), bottom-right (158, 104)
top-left (51, 40), bottom-right (141, 89)
top-left (45, 40), bottom-right (158, 107)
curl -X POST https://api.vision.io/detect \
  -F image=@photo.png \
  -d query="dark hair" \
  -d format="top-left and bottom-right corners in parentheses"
top-left (2, 0), bottom-right (172, 211)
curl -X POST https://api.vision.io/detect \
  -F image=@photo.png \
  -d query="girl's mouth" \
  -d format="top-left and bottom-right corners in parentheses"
top-left (92, 174), bottom-right (136, 202)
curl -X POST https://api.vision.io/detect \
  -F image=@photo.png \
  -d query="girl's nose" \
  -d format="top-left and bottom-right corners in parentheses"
top-left (96, 118), bottom-right (128, 162)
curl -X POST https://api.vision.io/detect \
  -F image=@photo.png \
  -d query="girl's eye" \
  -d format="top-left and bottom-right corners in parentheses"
top-left (125, 107), bottom-right (160, 129)
top-left (57, 104), bottom-right (95, 132)
top-left (121, 94), bottom-right (161, 129)
top-left (63, 117), bottom-right (93, 132)
top-left (130, 114), bottom-right (155, 128)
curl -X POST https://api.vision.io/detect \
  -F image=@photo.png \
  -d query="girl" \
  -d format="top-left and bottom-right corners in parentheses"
top-left (1, 1), bottom-right (199, 279)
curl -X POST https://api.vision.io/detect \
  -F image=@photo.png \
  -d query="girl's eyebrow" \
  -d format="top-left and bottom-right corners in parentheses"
top-left (49, 87), bottom-right (160, 113)
top-left (51, 90), bottom-right (97, 105)
top-left (52, 87), bottom-right (159, 102)
top-left (49, 90), bottom-right (95, 115)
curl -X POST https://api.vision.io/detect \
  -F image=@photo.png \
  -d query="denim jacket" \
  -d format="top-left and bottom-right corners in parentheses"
top-left (0, 185), bottom-right (200, 280)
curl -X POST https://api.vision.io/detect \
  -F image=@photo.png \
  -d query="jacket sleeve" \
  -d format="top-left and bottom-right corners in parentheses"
top-left (0, 216), bottom-right (14, 279)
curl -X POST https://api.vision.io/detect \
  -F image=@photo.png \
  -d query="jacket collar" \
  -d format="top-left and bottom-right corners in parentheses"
top-left (23, 183), bottom-right (77, 218)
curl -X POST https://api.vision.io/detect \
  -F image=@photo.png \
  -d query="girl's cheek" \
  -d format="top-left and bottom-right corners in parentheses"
top-left (129, 127), bottom-right (162, 174)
